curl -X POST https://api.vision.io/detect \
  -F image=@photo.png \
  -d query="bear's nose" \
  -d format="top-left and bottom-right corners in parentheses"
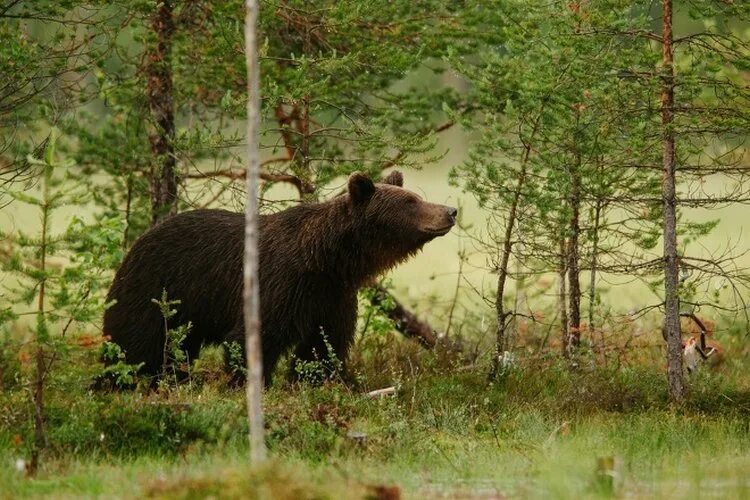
top-left (447, 207), bottom-right (458, 220)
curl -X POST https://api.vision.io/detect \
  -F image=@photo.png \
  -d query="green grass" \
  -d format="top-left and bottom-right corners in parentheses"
top-left (1, 350), bottom-right (749, 499)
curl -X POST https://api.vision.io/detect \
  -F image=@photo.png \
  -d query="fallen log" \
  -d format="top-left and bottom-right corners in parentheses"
top-left (371, 286), bottom-right (439, 349)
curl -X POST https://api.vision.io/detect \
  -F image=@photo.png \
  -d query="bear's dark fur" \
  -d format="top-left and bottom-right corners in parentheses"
top-left (103, 170), bottom-right (456, 385)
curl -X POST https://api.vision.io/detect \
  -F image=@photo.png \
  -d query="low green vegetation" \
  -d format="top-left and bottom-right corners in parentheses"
top-left (1, 335), bottom-right (748, 498)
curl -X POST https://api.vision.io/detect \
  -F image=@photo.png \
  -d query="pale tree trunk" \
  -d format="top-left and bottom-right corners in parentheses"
top-left (244, 0), bottom-right (266, 462)
top-left (660, 0), bottom-right (686, 402)
top-left (147, 0), bottom-right (178, 225)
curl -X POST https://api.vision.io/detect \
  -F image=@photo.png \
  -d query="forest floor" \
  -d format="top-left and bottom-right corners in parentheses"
top-left (1, 341), bottom-right (749, 499)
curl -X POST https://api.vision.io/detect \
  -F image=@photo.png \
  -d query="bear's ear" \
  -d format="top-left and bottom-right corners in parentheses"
top-left (348, 171), bottom-right (375, 204)
top-left (383, 170), bottom-right (403, 187)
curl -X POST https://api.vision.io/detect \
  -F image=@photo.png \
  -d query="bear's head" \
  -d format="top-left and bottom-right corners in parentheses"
top-left (347, 170), bottom-right (457, 250)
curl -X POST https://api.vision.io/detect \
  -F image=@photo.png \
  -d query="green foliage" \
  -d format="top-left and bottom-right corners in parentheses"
top-left (98, 341), bottom-right (144, 389)
top-left (1, 1), bottom-right (749, 493)
top-left (292, 328), bottom-right (344, 384)
top-left (223, 340), bottom-right (247, 379)
top-left (1, 131), bottom-right (121, 353)
top-left (0, 328), bottom-right (21, 391)
top-left (151, 289), bottom-right (193, 386)
top-left (2, 349), bottom-right (750, 496)
top-left (451, 0), bottom-right (665, 278)
top-left (358, 286), bottom-right (398, 338)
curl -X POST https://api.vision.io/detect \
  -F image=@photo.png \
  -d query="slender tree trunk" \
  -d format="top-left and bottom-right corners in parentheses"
top-left (512, 231), bottom-right (525, 345)
top-left (298, 93), bottom-right (314, 202)
top-left (123, 173), bottom-right (133, 249)
top-left (566, 148), bottom-right (582, 351)
top-left (490, 147), bottom-right (530, 379)
top-left (488, 112), bottom-right (545, 378)
top-left (147, 0), bottom-right (178, 225)
top-left (589, 199), bottom-right (605, 364)
top-left (564, 0), bottom-right (583, 356)
top-left (558, 234), bottom-right (569, 357)
top-left (660, 0), bottom-right (685, 402)
top-left (29, 172), bottom-right (50, 476)
top-left (244, 0), bottom-right (266, 462)
top-left (588, 200), bottom-right (601, 331)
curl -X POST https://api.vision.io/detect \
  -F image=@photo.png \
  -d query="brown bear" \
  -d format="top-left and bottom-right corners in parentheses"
top-left (102, 170), bottom-right (456, 385)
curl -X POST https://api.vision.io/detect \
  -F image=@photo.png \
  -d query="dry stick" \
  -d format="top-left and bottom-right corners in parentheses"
top-left (185, 169), bottom-right (314, 196)
top-left (444, 245), bottom-right (465, 338)
top-left (243, 0), bottom-right (266, 463)
top-left (660, 0), bottom-right (686, 402)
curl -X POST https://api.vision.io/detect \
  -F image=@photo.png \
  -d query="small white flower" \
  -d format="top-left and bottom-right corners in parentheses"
top-left (14, 458), bottom-right (26, 473)
top-left (99, 433), bottom-right (105, 442)
top-left (499, 351), bottom-right (516, 369)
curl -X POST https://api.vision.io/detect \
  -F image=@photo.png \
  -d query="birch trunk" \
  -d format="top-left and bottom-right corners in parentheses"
top-left (244, 0), bottom-right (266, 462)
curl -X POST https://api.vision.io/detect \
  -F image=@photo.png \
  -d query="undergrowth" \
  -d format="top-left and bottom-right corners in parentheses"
top-left (1, 330), bottom-right (748, 498)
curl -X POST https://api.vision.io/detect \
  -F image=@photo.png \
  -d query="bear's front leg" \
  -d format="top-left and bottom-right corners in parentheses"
top-left (289, 300), bottom-right (357, 384)
top-left (224, 321), bottom-right (282, 388)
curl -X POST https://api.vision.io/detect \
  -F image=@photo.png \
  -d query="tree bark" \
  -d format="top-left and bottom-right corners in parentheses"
top-left (243, 0), bottom-right (266, 462)
top-left (588, 200), bottom-right (601, 332)
top-left (589, 199), bottom-right (605, 364)
top-left (660, 0), bottom-right (686, 402)
top-left (558, 235), bottom-right (569, 357)
top-left (566, 147), bottom-right (582, 352)
top-left (147, 0), bottom-right (178, 225)
top-left (490, 154), bottom-right (529, 378)
top-left (29, 167), bottom-right (51, 476)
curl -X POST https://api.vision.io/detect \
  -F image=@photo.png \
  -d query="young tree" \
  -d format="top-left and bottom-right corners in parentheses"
top-left (451, 0), bottom-right (657, 370)
top-left (659, 0), bottom-right (685, 401)
top-left (598, 0), bottom-right (749, 401)
top-left (1, 131), bottom-right (120, 474)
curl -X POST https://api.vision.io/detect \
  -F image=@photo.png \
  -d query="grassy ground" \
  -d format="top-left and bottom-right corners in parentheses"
top-left (1, 338), bottom-right (749, 499)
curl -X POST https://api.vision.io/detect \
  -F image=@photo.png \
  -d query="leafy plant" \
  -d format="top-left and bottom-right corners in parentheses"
top-left (151, 289), bottom-right (193, 387)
